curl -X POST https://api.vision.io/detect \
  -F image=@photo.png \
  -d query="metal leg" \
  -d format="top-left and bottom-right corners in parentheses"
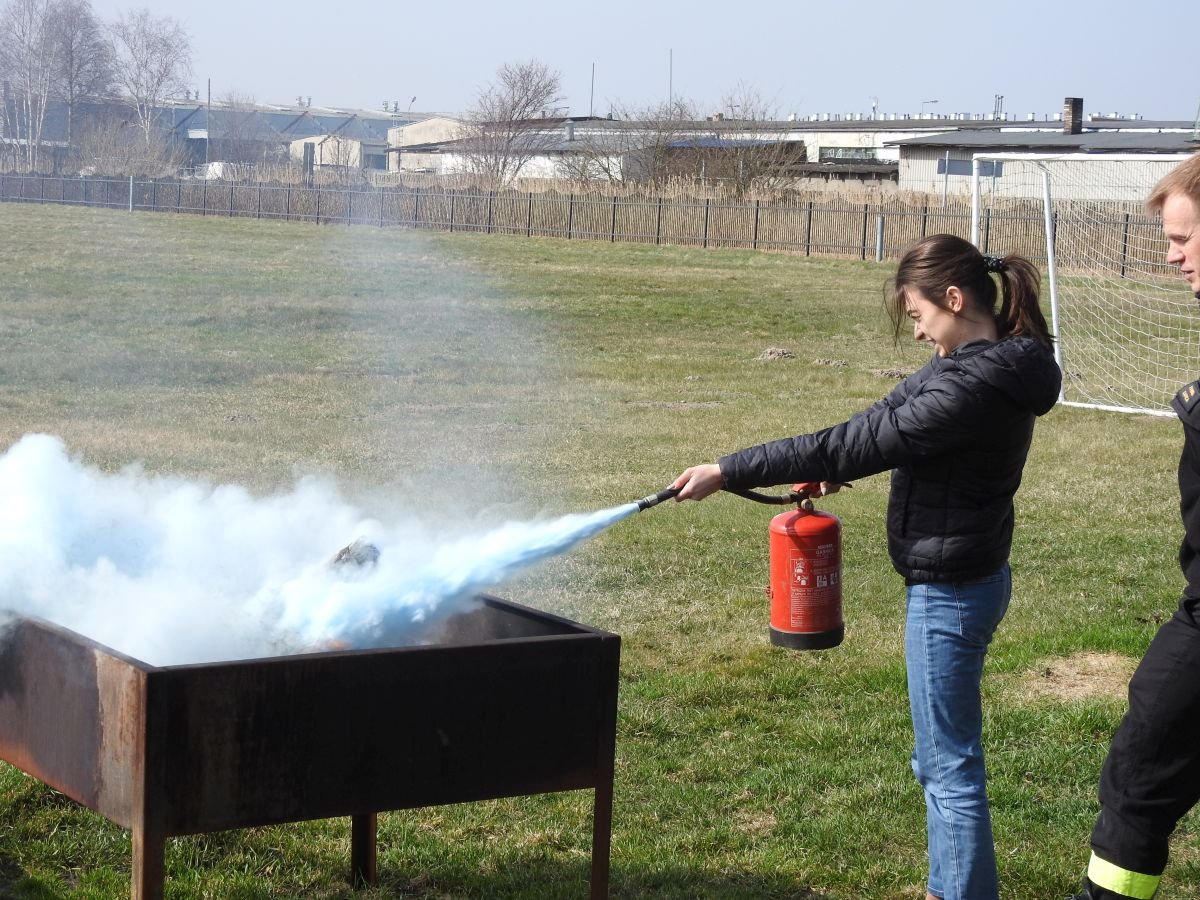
top-left (591, 780), bottom-right (613, 899)
top-left (351, 812), bottom-right (378, 889)
top-left (131, 825), bottom-right (166, 900)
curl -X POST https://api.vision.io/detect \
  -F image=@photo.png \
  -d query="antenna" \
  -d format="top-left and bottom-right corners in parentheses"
top-left (668, 48), bottom-right (673, 111)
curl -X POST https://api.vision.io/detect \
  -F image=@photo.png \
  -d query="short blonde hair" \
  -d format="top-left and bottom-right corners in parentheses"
top-left (1147, 152), bottom-right (1200, 213)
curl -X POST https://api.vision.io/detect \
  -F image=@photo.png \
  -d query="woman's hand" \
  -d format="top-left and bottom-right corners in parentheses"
top-left (670, 464), bottom-right (725, 501)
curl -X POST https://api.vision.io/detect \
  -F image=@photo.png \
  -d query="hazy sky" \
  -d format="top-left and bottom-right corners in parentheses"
top-left (85, 0), bottom-right (1199, 122)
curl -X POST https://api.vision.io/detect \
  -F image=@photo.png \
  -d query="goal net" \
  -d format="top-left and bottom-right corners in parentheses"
top-left (970, 152), bottom-right (1197, 416)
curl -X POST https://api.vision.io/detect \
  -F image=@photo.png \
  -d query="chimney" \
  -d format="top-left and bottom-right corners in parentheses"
top-left (1063, 97), bottom-right (1083, 135)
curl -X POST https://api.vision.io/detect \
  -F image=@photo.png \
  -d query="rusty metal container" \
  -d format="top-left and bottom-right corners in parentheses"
top-left (0, 595), bottom-right (620, 899)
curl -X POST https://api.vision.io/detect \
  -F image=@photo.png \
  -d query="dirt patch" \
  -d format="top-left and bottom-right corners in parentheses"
top-left (756, 347), bottom-right (795, 360)
top-left (1002, 651), bottom-right (1136, 704)
top-left (732, 809), bottom-right (778, 836)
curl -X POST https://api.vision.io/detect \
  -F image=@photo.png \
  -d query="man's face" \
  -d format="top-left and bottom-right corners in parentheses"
top-left (1161, 192), bottom-right (1200, 297)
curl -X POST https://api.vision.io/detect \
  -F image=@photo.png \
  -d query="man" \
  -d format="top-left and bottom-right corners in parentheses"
top-left (1073, 151), bottom-right (1200, 899)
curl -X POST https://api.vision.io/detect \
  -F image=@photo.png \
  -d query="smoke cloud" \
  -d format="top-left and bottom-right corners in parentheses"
top-left (0, 434), bottom-right (635, 666)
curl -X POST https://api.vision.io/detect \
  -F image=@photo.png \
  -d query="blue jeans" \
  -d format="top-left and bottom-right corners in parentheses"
top-left (905, 564), bottom-right (1011, 900)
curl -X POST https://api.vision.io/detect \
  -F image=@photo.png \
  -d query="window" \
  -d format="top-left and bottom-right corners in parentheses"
top-left (818, 147), bottom-right (879, 163)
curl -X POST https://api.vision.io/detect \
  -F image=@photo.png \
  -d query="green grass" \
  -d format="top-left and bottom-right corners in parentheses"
top-left (0, 203), bottom-right (1192, 898)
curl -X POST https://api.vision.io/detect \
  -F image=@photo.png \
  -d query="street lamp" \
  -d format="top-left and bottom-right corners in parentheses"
top-left (921, 99), bottom-right (939, 117)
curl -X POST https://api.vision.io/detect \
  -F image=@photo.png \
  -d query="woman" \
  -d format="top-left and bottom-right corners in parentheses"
top-left (671, 234), bottom-right (1062, 900)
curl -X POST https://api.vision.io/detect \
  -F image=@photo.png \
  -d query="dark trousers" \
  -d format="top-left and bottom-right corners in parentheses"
top-left (1091, 602), bottom-right (1200, 886)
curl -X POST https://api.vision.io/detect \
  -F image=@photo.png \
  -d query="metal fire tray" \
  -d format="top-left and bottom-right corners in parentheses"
top-left (0, 594), bottom-right (620, 899)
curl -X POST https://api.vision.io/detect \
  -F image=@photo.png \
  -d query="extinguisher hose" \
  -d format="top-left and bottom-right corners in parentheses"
top-left (723, 487), bottom-right (799, 505)
top-left (635, 482), bottom-right (846, 510)
top-left (635, 486), bottom-right (681, 510)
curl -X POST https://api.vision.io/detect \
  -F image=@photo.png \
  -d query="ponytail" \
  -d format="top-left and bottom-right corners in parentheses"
top-left (991, 254), bottom-right (1053, 347)
top-left (889, 235), bottom-right (1054, 348)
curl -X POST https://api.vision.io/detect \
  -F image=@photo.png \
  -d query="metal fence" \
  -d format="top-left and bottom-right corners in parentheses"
top-left (0, 172), bottom-right (1165, 268)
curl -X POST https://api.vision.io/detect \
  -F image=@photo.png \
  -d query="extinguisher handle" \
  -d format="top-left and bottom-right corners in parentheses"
top-left (794, 481), bottom-right (852, 499)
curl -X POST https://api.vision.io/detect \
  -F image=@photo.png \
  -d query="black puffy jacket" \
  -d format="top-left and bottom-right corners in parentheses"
top-left (718, 336), bottom-right (1062, 583)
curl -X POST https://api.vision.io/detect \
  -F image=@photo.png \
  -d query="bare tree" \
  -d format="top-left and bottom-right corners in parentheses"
top-left (69, 113), bottom-right (184, 175)
top-left (461, 59), bottom-right (564, 188)
top-left (701, 84), bottom-right (806, 193)
top-left (107, 7), bottom-right (190, 147)
top-left (51, 0), bottom-right (114, 146)
top-left (0, 0), bottom-right (60, 170)
top-left (208, 90), bottom-right (283, 167)
top-left (555, 98), bottom-right (701, 188)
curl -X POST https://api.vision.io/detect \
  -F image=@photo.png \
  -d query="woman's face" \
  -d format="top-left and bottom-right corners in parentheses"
top-left (904, 287), bottom-right (963, 357)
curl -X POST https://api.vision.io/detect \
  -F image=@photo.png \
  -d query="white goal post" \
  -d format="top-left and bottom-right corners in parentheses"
top-left (970, 152), bottom-right (1197, 416)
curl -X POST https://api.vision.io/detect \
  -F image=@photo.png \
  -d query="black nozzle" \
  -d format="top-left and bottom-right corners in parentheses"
top-left (635, 486), bottom-right (680, 511)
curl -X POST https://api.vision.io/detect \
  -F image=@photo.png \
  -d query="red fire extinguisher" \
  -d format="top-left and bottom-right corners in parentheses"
top-left (636, 481), bottom-right (845, 649)
top-left (763, 482), bottom-right (844, 650)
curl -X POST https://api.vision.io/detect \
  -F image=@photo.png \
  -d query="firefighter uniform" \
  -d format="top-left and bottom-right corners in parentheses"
top-left (1084, 380), bottom-right (1200, 899)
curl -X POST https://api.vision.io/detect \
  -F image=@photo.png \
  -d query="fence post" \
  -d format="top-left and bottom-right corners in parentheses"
top-left (379, 187), bottom-right (385, 228)
top-left (983, 207), bottom-right (992, 252)
top-left (920, 204), bottom-right (928, 238)
top-left (805, 200), bottom-right (814, 256)
top-left (567, 194), bottom-right (574, 239)
top-left (152, 180), bottom-right (157, 211)
top-left (1120, 212), bottom-right (1131, 278)
top-left (258, 183), bottom-right (263, 219)
top-left (486, 190), bottom-right (494, 234)
top-left (655, 196), bottom-right (663, 245)
top-left (105, 178), bottom-right (110, 208)
top-left (40, 176), bottom-right (45, 204)
top-left (286, 185), bottom-right (292, 221)
top-left (610, 194), bottom-right (618, 242)
top-left (229, 183), bottom-right (235, 217)
top-left (702, 198), bottom-right (710, 248)
top-left (448, 190), bottom-right (455, 232)
top-left (413, 189), bottom-right (421, 227)
top-left (875, 214), bottom-right (885, 262)
top-left (751, 199), bottom-right (760, 250)
top-left (316, 183), bottom-right (322, 224)
top-left (347, 187), bottom-right (353, 225)
top-left (177, 179), bottom-right (182, 212)
top-left (1052, 211), bottom-right (1058, 267)
top-left (129, 175), bottom-right (133, 212)
top-left (527, 192), bottom-right (533, 237)
top-left (202, 180), bottom-right (207, 216)
top-left (860, 204), bottom-right (869, 260)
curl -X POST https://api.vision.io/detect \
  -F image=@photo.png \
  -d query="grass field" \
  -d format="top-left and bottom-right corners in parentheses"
top-left (0, 203), bottom-right (1194, 899)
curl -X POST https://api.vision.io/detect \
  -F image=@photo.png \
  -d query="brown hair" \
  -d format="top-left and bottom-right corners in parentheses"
top-left (1147, 152), bottom-right (1200, 213)
top-left (887, 234), bottom-right (1053, 348)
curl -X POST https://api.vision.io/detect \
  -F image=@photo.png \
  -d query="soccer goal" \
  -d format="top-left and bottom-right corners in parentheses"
top-left (970, 152), bottom-right (1197, 416)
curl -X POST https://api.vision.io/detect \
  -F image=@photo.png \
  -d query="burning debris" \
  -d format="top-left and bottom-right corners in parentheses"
top-left (331, 538), bottom-right (380, 568)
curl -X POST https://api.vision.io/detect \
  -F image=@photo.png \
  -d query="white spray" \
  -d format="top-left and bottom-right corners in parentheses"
top-left (0, 434), bottom-right (643, 666)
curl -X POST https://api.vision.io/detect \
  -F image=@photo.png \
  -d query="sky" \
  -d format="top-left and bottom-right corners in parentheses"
top-left (84, 0), bottom-right (1200, 122)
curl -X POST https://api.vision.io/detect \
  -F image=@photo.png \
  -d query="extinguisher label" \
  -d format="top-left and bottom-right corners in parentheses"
top-left (787, 544), bottom-right (841, 630)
